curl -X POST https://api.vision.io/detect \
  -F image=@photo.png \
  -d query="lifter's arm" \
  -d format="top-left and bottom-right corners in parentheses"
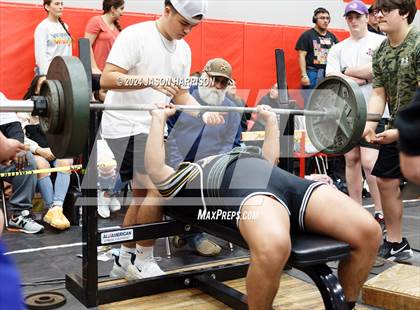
top-left (145, 106), bottom-right (176, 184)
top-left (258, 105), bottom-right (280, 165)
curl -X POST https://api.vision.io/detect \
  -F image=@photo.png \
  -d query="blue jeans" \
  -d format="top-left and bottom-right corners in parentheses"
top-left (182, 232), bottom-right (206, 249)
top-left (301, 68), bottom-right (325, 108)
top-left (37, 160), bottom-right (71, 208)
top-left (0, 152), bottom-right (37, 213)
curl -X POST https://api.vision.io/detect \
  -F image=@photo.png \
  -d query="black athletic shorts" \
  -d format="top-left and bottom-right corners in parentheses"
top-left (160, 156), bottom-right (325, 232)
top-left (371, 142), bottom-right (402, 179)
top-left (106, 133), bottom-right (148, 182)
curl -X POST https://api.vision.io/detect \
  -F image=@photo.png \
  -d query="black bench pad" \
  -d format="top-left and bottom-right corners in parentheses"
top-left (165, 207), bottom-right (350, 267)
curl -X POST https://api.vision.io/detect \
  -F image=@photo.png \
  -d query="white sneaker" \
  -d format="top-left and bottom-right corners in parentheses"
top-left (109, 251), bottom-right (142, 280)
top-left (135, 257), bottom-right (165, 278)
top-left (97, 191), bottom-right (110, 218)
top-left (109, 196), bottom-right (121, 213)
top-left (125, 264), bottom-right (144, 281)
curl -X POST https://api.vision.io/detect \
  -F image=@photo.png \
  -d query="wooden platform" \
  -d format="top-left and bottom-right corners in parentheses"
top-left (100, 273), bottom-right (325, 309)
top-left (362, 263), bottom-right (420, 310)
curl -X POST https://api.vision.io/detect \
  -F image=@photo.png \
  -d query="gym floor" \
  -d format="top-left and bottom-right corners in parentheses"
top-left (2, 197), bottom-right (419, 309)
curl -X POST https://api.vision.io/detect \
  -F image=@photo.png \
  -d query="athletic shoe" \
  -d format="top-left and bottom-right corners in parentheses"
top-left (8, 210), bottom-right (44, 234)
top-left (373, 257), bottom-right (385, 268)
top-left (379, 238), bottom-right (413, 261)
top-left (374, 212), bottom-right (387, 234)
top-left (135, 256), bottom-right (165, 278)
top-left (195, 238), bottom-right (222, 257)
top-left (109, 251), bottom-right (142, 280)
top-left (109, 196), bottom-right (121, 213)
top-left (171, 235), bottom-right (187, 248)
top-left (110, 252), bottom-right (164, 280)
top-left (97, 191), bottom-right (110, 218)
top-left (43, 206), bottom-right (70, 230)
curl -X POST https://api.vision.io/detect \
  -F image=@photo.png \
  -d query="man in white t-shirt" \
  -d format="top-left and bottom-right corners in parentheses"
top-left (326, 0), bottom-right (387, 230)
top-left (100, 0), bottom-right (224, 280)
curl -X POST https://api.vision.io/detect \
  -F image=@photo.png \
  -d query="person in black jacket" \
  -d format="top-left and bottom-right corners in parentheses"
top-left (0, 97), bottom-right (43, 233)
top-left (396, 87), bottom-right (420, 185)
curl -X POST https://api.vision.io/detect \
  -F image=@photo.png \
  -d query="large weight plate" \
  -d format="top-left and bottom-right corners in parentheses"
top-left (305, 76), bottom-right (366, 154)
top-left (45, 56), bottom-right (90, 158)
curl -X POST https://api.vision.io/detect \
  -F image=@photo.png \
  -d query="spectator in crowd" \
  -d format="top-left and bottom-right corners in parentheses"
top-left (85, 0), bottom-right (125, 75)
top-left (0, 95), bottom-right (42, 234)
top-left (226, 78), bottom-right (250, 132)
top-left (396, 87), bottom-right (420, 185)
top-left (368, 5), bottom-right (385, 35)
top-left (295, 7), bottom-right (339, 106)
top-left (34, 0), bottom-right (72, 93)
top-left (250, 83), bottom-right (279, 131)
top-left (165, 58), bottom-right (241, 257)
top-left (18, 113), bottom-right (72, 230)
top-left (32, 0), bottom-right (74, 230)
top-left (326, 0), bottom-right (387, 232)
top-left (85, 0), bottom-right (126, 217)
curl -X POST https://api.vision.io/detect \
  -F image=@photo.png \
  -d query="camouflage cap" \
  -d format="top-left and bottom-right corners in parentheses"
top-left (203, 58), bottom-right (233, 82)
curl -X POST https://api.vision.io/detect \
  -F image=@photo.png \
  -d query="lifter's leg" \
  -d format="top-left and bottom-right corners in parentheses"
top-left (239, 195), bottom-right (291, 310)
top-left (304, 185), bottom-right (382, 302)
top-left (112, 173), bottom-right (164, 279)
top-left (121, 173), bottom-right (162, 248)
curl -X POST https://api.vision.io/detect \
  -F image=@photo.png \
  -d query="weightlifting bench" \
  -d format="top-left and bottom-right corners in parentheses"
top-left (165, 206), bottom-right (351, 310)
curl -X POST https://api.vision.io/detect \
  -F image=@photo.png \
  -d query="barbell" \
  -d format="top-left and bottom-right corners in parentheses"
top-left (1, 56), bottom-right (381, 158)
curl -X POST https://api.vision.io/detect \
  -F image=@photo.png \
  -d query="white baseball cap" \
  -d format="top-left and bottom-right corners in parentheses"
top-left (170, 0), bottom-right (208, 24)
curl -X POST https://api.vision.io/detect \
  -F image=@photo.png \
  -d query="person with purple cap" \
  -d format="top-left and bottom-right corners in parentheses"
top-left (100, 0), bottom-right (225, 280)
top-left (326, 0), bottom-right (388, 237)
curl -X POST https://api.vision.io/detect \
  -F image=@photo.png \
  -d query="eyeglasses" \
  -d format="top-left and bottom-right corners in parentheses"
top-left (373, 8), bottom-right (396, 17)
top-left (209, 76), bottom-right (230, 88)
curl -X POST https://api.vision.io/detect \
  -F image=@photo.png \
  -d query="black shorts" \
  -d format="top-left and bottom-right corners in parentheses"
top-left (359, 118), bottom-right (387, 149)
top-left (175, 157), bottom-right (325, 232)
top-left (371, 142), bottom-right (402, 179)
top-left (214, 157), bottom-right (324, 231)
top-left (106, 134), bottom-right (148, 182)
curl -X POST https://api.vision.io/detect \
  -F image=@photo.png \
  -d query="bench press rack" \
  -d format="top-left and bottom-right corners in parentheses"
top-left (65, 40), bottom-right (351, 309)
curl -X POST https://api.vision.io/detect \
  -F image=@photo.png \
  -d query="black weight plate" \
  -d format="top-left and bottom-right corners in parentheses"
top-left (39, 80), bottom-right (62, 134)
top-left (305, 76), bottom-right (366, 154)
top-left (45, 56), bottom-right (90, 158)
top-left (25, 291), bottom-right (66, 310)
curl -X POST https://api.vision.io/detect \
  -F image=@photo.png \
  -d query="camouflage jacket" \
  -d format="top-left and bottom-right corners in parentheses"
top-left (372, 26), bottom-right (419, 128)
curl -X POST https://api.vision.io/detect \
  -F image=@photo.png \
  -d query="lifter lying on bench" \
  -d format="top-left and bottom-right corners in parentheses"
top-left (145, 104), bottom-right (382, 310)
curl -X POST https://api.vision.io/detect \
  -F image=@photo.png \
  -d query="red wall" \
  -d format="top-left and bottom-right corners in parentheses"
top-left (0, 2), bottom-right (349, 107)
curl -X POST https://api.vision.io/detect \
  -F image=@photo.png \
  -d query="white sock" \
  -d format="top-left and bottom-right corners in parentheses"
top-left (135, 245), bottom-right (153, 266)
top-left (119, 245), bottom-right (135, 267)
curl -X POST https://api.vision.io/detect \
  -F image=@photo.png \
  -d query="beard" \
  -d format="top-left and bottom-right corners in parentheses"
top-left (198, 85), bottom-right (227, 106)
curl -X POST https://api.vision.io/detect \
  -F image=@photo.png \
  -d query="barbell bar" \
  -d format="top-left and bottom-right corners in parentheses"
top-left (89, 103), bottom-right (381, 121)
top-left (1, 95), bottom-right (381, 121)
top-left (1, 56), bottom-right (380, 158)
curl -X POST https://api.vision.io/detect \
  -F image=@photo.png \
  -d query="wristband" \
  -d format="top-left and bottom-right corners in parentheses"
top-left (197, 111), bottom-right (205, 122)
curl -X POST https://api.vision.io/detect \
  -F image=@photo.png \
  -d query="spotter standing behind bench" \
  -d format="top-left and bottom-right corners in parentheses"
top-left (145, 104), bottom-right (382, 310)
